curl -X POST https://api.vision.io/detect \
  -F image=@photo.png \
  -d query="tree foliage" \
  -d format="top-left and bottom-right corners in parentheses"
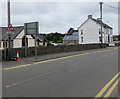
top-left (40, 32), bottom-right (65, 43)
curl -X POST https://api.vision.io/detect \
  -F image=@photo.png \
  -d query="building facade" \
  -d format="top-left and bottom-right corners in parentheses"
top-left (78, 15), bottom-right (113, 44)
top-left (0, 26), bottom-right (47, 49)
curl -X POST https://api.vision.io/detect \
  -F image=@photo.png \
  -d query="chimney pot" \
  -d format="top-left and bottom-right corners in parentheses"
top-left (88, 15), bottom-right (92, 18)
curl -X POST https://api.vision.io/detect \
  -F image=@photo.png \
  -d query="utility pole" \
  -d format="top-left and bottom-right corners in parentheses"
top-left (8, 0), bottom-right (11, 50)
top-left (100, 2), bottom-right (103, 45)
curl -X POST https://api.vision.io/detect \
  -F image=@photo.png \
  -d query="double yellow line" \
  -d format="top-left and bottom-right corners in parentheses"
top-left (95, 72), bottom-right (120, 98)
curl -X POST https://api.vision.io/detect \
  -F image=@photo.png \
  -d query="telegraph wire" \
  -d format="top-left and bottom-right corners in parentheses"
top-left (103, 3), bottom-right (118, 10)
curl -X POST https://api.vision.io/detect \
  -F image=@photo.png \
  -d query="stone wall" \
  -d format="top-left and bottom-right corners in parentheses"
top-left (1, 44), bottom-right (107, 61)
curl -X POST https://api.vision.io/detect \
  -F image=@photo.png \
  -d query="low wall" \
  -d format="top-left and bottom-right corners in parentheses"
top-left (1, 44), bottom-right (107, 61)
top-left (115, 43), bottom-right (120, 46)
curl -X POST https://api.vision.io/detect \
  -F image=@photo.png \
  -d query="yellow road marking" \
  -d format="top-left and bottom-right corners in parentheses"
top-left (3, 49), bottom-right (111, 70)
top-left (95, 72), bottom-right (120, 98)
top-left (104, 77), bottom-right (120, 98)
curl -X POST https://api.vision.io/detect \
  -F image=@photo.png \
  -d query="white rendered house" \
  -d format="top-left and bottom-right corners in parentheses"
top-left (0, 26), bottom-right (47, 49)
top-left (78, 15), bottom-right (113, 44)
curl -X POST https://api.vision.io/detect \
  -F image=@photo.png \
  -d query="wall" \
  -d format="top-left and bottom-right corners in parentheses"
top-left (78, 19), bottom-right (100, 44)
top-left (13, 30), bottom-right (24, 48)
top-left (13, 39), bottom-right (22, 48)
top-left (27, 35), bottom-right (34, 47)
top-left (63, 40), bottom-right (79, 45)
top-left (78, 18), bottom-right (113, 44)
top-left (2, 44), bottom-right (107, 61)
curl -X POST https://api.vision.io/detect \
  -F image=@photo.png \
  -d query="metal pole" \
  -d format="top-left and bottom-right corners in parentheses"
top-left (8, 0), bottom-right (11, 50)
top-left (100, 2), bottom-right (103, 45)
top-left (35, 22), bottom-right (38, 59)
top-left (24, 23), bottom-right (27, 57)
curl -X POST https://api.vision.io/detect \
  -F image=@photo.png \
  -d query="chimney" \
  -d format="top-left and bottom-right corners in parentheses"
top-left (97, 18), bottom-right (102, 21)
top-left (88, 15), bottom-right (92, 19)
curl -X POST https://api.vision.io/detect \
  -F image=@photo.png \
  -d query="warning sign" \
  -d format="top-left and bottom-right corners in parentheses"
top-left (6, 24), bottom-right (14, 31)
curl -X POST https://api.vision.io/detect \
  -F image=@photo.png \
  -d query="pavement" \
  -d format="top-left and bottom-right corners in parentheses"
top-left (2, 48), bottom-right (108, 68)
top-left (2, 47), bottom-right (119, 98)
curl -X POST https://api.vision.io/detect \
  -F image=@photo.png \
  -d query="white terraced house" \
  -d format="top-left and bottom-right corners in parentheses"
top-left (78, 15), bottom-right (113, 44)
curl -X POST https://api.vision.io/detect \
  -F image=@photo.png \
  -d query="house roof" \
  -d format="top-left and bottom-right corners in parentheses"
top-left (32, 34), bottom-right (48, 42)
top-left (78, 15), bottom-right (112, 29)
top-left (92, 18), bottom-right (112, 29)
top-left (0, 26), bottom-right (47, 42)
top-left (0, 26), bottom-right (24, 41)
top-left (67, 28), bottom-right (78, 35)
top-left (63, 35), bottom-right (79, 41)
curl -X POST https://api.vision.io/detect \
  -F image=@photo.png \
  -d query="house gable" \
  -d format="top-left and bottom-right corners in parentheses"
top-left (15, 29), bottom-right (24, 39)
top-left (78, 18), bottom-right (99, 31)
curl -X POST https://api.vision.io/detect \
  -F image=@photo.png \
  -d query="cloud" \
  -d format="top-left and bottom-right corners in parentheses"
top-left (1, 2), bottom-right (118, 34)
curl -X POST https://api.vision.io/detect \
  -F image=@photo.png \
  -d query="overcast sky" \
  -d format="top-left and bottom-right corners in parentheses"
top-left (1, 1), bottom-right (118, 35)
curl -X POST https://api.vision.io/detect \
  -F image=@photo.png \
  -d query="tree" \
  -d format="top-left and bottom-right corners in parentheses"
top-left (40, 32), bottom-right (65, 43)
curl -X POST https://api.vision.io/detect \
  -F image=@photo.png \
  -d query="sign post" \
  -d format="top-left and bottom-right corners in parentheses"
top-left (6, 24), bottom-right (14, 50)
top-left (24, 22), bottom-right (39, 59)
top-left (6, 24), bottom-right (14, 60)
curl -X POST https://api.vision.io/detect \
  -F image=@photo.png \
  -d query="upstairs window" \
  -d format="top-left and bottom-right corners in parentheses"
top-left (99, 29), bottom-right (101, 34)
top-left (81, 30), bottom-right (83, 35)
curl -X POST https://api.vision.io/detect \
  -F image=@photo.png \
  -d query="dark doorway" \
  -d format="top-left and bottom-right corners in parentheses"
top-left (22, 36), bottom-right (28, 47)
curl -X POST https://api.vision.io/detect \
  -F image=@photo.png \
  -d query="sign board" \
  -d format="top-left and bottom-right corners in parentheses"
top-left (24, 22), bottom-right (39, 59)
top-left (6, 24), bottom-right (14, 31)
top-left (24, 22), bottom-right (39, 35)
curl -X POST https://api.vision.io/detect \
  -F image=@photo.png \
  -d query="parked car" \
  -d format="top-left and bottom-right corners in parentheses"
top-left (7, 49), bottom-right (17, 61)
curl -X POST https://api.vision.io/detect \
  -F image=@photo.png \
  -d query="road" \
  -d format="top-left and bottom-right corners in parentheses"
top-left (2, 47), bottom-right (119, 98)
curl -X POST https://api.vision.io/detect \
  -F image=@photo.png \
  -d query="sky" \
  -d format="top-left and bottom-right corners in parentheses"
top-left (1, 1), bottom-right (118, 35)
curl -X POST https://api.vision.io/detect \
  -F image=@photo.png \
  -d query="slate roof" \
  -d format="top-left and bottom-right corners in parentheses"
top-left (92, 18), bottom-right (112, 29)
top-left (72, 32), bottom-right (78, 36)
top-left (0, 26), bottom-right (47, 42)
top-left (32, 34), bottom-right (47, 42)
top-left (78, 16), bottom-right (113, 29)
top-left (63, 35), bottom-right (79, 41)
top-left (0, 26), bottom-right (24, 41)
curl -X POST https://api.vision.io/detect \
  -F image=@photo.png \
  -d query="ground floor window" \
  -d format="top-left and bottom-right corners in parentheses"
top-left (0, 42), bottom-right (1, 47)
top-left (3, 41), bottom-right (8, 48)
top-left (81, 37), bottom-right (83, 42)
top-left (99, 37), bottom-right (102, 42)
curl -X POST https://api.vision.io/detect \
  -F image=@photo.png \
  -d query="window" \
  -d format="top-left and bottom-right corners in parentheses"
top-left (99, 29), bottom-right (101, 34)
top-left (6, 42), bottom-right (8, 48)
top-left (99, 37), bottom-right (102, 42)
top-left (3, 42), bottom-right (6, 48)
top-left (81, 30), bottom-right (83, 35)
top-left (0, 42), bottom-right (1, 47)
top-left (81, 37), bottom-right (83, 42)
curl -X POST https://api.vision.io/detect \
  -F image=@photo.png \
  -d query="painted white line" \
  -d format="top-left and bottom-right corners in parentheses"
top-left (5, 70), bottom-right (58, 88)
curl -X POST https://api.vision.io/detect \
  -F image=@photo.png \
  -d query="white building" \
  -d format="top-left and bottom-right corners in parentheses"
top-left (0, 26), bottom-right (47, 49)
top-left (78, 15), bottom-right (113, 44)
